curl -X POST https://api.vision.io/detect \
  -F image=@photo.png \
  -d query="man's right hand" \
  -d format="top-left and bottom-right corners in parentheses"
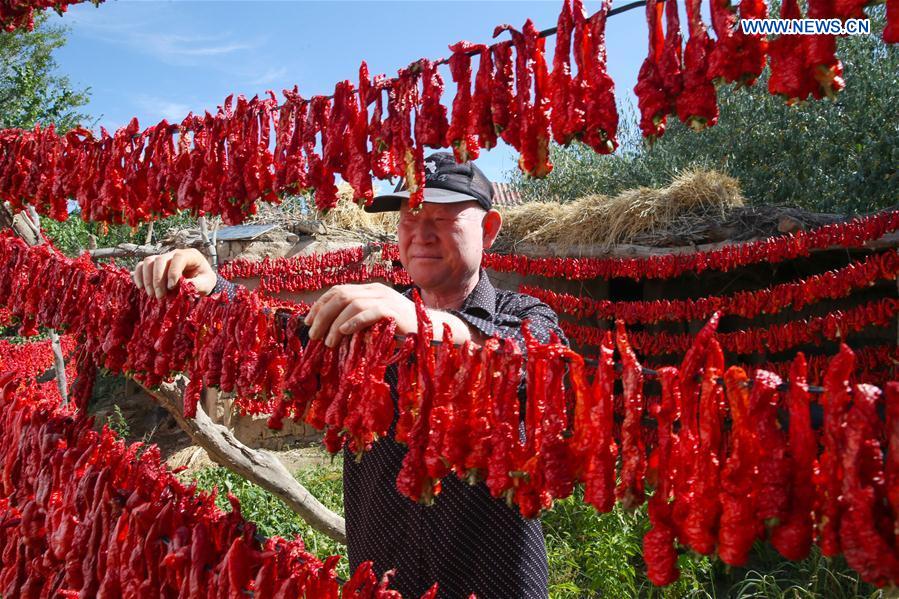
top-left (132, 249), bottom-right (216, 298)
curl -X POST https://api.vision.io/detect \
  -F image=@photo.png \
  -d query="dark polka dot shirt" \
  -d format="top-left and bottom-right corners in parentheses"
top-left (212, 268), bottom-right (570, 599)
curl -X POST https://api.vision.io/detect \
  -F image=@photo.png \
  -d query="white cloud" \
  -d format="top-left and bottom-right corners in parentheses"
top-left (133, 32), bottom-right (255, 60)
top-left (246, 66), bottom-right (289, 87)
top-left (131, 94), bottom-right (194, 123)
top-left (70, 10), bottom-right (257, 66)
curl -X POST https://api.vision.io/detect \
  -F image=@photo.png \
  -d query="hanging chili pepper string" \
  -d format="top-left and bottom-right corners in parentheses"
top-left (378, 213), bottom-right (899, 281)
top-left (519, 249), bottom-right (899, 324)
top-left (121, 0), bottom-right (658, 143)
top-left (244, 227), bottom-right (897, 296)
top-left (8, 232), bottom-right (899, 591)
top-left (0, 367), bottom-right (392, 597)
top-left (560, 296), bottom-right (899, 356)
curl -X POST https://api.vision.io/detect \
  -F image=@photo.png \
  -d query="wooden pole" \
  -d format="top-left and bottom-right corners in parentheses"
top-left (198, 216), bottom-right (218, 272)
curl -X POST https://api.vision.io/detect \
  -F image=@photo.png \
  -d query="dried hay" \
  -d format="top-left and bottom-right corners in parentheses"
top-left (317, 185), bottom-right (399, 236)
top-left (498, 169), bottom-right (744, 250)
top-left (248, 184), bottom-right (398, 242)
top-left (498, 201), bottom-right (569, 245)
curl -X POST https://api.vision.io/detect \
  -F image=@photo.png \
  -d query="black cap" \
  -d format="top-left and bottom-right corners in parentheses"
top-left (363, 152), bottom-right (494, 213)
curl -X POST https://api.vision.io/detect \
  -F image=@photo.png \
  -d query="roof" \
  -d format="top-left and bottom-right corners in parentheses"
top-left (491, 183), bottom-right (524, 208)
top-left (215, 223), bottom-right (278, 241)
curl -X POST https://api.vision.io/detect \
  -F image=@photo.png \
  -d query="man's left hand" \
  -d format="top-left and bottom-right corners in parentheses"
top-left (303, 283), bottom-right (418, 348)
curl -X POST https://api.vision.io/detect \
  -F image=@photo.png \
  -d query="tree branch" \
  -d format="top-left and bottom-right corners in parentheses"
top-left (137, 375), bottom-right (347, 544)
top-left (88, 243), bottom-right (163, 260)
top-left (49, 330), bottom-right (68, 403)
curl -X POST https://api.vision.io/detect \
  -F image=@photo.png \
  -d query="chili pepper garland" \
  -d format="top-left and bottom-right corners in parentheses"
top-left (0, 0), bottom-right (102, 32)
top-left (520, 249), bottom-right (899, 324)
top-left (0, 369), bottom-right (420, 598)
top-left (2, 0), bottom-right (894, 227)
top-left (474, 210), bottom-right (899, 281)
top-left (644, 344), bottom-right (898, 387)
top-left (3, 233), bottom-right (899, 588)
top-left (561, 297), bottom-right (899, 356)
top-left (341, 225), bottom-right (899, 295)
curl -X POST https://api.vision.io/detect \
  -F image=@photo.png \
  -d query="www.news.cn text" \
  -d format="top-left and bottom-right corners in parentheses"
top-left (740, 18), bottom-right (871, 35)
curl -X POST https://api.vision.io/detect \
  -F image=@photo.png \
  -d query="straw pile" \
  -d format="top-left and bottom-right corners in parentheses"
top-left (317, 185), bottom-right (399, 235)
top-left (497, 169), bottom-right (744, 250)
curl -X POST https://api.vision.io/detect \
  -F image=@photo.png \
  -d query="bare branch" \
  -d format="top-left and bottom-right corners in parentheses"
top-left (88, 243), bottom-right (164, 260)
top-left (138, 375), bottom-right (347, 544)
top-left (49, 331), bottom-right (68, 404)
top-left (18, 204), bottom-right (67, 403)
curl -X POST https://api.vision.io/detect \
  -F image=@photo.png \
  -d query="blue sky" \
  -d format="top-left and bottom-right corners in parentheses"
top-left (49, 0), bottom-right (654, 184)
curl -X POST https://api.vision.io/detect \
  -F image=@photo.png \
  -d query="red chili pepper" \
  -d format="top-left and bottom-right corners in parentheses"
top-left (385, 66), bottom-right (425, 209)
top-left (446, 42), bottom-right (485, 163)
top-left (395, 291), bottom-right (440, 504)
top-left (718, 366), bottom-right (762, 566)
top-left (768, 0), bottom-right (818, 104)
top-left (633, 0), bottom-right (668, 138)
top-left (485, 337), bottom-right (524, 503)
top-left (414, 59), bottom-right (450, 150)
top-left (804, 0), bottom-right (845, 100)
top-left (470, 45), bottom-right (497, 152)
top-left (643, 366), bottom-right (681, 586)
top-left (489, 41), bottom-right (518, 149)
top-left (550, 0), bottom-right (576, 146)
top-left (749, 370), bottom-right (790, 527)
top-left (579, 0), bottom-right (619, 153)
top-left (839, 383), bottom-right (899, 586)
top-left (816, 343), bottom-right (855, 556)
top-left (676, 0), bottom-right (718, 130)
top-left (615, 320), bottom-right (646, 510)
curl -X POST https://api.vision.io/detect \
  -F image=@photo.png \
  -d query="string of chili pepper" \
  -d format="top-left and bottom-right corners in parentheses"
top-left (0, 369), bottom-right (408, 598)
top-left (221, 240), bottom-right (897, 305)
top-left (0, 1), bottom-right (660, 226)
top-left (0, 229), bottom-right (887, 403)
top-left (5, 333), bottom-right (899, 591)
top-left (519, 249), bottom-right (899, 323)
top-left (256, 263), bottom-right (412, 294)
top-left (560, 297), bottom-right (899, 355)
top-left (0, 0), bottom-right (103, 32)
top-left (0, 230), bottom-right (886, 406)
top-left (643, 344), bottom-right (897, 387)
top-left (5, 0), bottom-right (897, 225)
top-left (378, 213), bottom-right (899, 281)
top-left (483, 212), bottom-right (899, 280)
top-left (219, 245), bottom-right (368, 279)
top-left (9, 231), bottom-right (899, 586)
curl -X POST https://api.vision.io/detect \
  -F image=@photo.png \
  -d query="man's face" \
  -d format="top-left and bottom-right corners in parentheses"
top-left (397, 200), bottom-right (487, 292)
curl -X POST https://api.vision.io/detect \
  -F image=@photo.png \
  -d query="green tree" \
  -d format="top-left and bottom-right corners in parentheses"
top-left (512, 6), bottom-right (898, 215)
top-left (0, 13), bottom-right (90, 131)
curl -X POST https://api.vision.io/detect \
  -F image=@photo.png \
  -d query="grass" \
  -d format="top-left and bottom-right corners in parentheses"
top-left (191, 462), bottom-right (885, 598)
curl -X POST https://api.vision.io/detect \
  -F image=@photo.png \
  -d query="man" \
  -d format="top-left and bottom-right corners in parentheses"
top-left (132, 152), bottom-right (568, 598)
